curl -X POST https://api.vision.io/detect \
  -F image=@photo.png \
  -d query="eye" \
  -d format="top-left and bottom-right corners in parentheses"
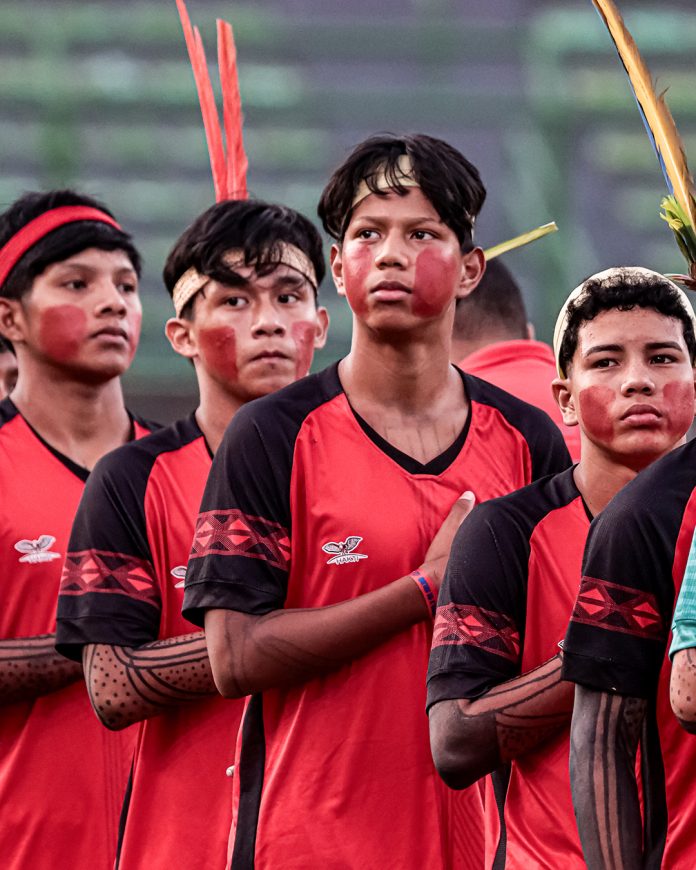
top-left (223, 295), bottom-right (248, 308)
top-left (356, 228), bottom-right (378, 240)
top-left (651, 353), bottom-right (677, 364)
top-left (64, 278), bottom-right (87, 291)
top-left (591, 357), bottom-right (618, 369)
top-left (119, 281), bottom-right (138, 294)
top-left (278, 293), bottom-right (300, 305)
top-left (411, 230), bottom-right (435, 241)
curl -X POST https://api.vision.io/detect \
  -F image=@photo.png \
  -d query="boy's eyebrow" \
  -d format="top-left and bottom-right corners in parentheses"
top-left (583, 340), bottom-right (684, 357)
top-left (350, 213), bottom-right (443, 225)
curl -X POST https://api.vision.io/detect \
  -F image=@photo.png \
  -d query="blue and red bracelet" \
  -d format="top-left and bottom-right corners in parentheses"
top-left (410, 570), bottom-right (437, 618)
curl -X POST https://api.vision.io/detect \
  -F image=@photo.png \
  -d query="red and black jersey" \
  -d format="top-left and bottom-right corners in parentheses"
top-left (183, 362), bottom-right (570, 870)
top-left (427, 467), bottom-right (590, 868)
top-left (460, 339), bottom-right (581, 462)
top-left (0, 398), bottom-right (154, 870)
top-left (55, 414), bottom-right (242, 870)
top-left (562, 438), bottom-right (696, 869)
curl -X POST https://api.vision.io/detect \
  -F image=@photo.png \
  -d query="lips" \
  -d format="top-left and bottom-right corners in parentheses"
top-left (621, 404), bottom-right (662, 423)
top-left (91, 326), bottom-right (129, 341)
top-left (249, 350), bottom-right (290, 363)
top-left (370, 280), bottom-right (412, 294)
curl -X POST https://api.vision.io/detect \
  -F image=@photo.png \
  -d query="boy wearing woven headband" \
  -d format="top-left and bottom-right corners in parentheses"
top-left (54, 198), bottom-right (328, 869)
top-left (557, 281), bottom-right (696, 866)
top-left (0, 190), bottom-right (156, 869)
top-left (183, 133), bottom-right (570, 869)
top-left (428, 265), bottom-right (696, 868)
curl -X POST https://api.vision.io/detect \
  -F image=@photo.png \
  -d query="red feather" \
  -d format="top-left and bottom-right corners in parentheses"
top-left (217, 20), bottom-right (248, 198)
top-left (176, 0), bottom-right (247, 202)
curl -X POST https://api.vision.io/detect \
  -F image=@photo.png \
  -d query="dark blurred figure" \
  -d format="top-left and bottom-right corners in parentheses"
top-left (0, 337), bottom-right (17, 398)
top-left (453, 258), bottom-right (581, 461)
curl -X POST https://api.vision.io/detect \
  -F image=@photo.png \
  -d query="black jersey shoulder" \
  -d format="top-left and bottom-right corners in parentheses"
top-left (129, 410), bottom-right (162, 433)
top-left (0, 397), bottom-right (19, 429)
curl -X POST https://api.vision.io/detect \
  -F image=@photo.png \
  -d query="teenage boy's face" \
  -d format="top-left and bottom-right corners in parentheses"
top-left (169, 262), bottom-right (328, 401)
top-left (0, 247), bottom-right (141, 382)
top-left (330, 188), bottom-right (483, 331)
top-left (554, 307), bottom-right (696, 466)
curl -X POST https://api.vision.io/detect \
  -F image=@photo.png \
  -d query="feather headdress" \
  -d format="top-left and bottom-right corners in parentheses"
top-left (483, 222), bottom-right (558, 261)
top-left (176, 0), bottom-right (248, 201)
top-left (591, 0), bottom-right (696, 286)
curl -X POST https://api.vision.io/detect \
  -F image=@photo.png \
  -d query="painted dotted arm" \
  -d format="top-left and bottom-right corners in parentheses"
top-left (0, 634), bottom-right (83, 704)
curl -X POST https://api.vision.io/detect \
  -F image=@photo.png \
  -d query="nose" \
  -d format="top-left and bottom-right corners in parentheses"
top-left (94, 279), bottom-right (128, 318)
top-left (621, 361), bottom-right (656, 396)
top-left (374, 230), bottom-right (408, 269)
top-left (251, 296), bottom-right (286, 337)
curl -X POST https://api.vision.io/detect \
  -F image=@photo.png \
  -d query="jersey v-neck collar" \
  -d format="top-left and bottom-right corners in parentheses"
top-left (332, 362), bottom-right (472, 476)
top-left (5, 397), bottom-right (139, 483)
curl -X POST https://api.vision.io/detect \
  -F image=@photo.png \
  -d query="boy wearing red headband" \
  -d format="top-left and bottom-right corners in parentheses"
top-left (0, 190), bottom-right (155, 868)
top-left (183, 133), bottom-right (570, 869)
top-left (54, 198), bottom-right (329, 869)
top-left (427, 267), bottom-right (696, 868)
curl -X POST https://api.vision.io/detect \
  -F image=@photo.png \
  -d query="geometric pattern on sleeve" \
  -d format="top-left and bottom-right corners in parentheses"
top-left (189, 509), bottom-right (291, 571)
top-left (569, 575), bottom-right (663, 640)
top-left (432, 602), bottom-right (521, 662)
top-left (61, 549), bottom-right (160, 606)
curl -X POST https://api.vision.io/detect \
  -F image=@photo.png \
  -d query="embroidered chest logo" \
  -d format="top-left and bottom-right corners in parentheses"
top-left (322, 536), bottom-right (368, 565)
top-left (170, 566), bottom-right (187, 589)
top-left (14, 535), bottom-right (61, 564)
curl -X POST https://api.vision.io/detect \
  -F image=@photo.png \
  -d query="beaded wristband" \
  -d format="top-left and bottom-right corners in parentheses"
top-left (410, 570), bottom-right (437, 618)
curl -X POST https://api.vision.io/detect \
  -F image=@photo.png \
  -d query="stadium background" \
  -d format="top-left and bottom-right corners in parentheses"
top-left (1, 0), bottom-right (694, 421)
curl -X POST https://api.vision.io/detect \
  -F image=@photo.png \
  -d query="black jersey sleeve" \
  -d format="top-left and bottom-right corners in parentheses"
top-left (561, 476), bottom-right (678, 699)
top-left (182, 398), bottom-right (296, 627)
top-left (55, 445), bottom-right (160, 661)
top-left (426, 498), bottom-right (529, 709)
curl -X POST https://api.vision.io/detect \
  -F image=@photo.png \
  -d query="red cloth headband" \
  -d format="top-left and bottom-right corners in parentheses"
top-left (0, 206), bottom-right (122, 288)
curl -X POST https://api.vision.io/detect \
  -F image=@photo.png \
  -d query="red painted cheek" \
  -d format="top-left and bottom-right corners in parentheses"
top-left (198, 326), bottom-right (238, 381)
top-left (663, 380), bottom-right (696, 436)
top-left (341, 246), bottom-right (372, 316)
top-left (38, 305), bottom-right (88, 361)
top-left (578, 386), bottom-right (616, 442)
top-left (291, 321), bottom-right (315, 379)
top-left (412, 249), bottom-right (459, 317)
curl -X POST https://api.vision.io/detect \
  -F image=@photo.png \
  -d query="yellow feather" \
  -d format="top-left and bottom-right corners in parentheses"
top-left (483, 222), bottom-right (558, 261)
top-left (591, 0), bottom-right (696, 230)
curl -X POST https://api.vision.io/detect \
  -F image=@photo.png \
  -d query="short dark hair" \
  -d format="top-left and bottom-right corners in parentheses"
top-left (0, 335), bottom-right (14, 354)
top-left (0, 189), bottom-right (141, 300)
top-left (317, 133), bottom-right (486, 247)
top-left (559, 267), bottom-right (696, 374)
top-left (453, 258), bottom-right (527, 342)
top-left (163, 199), bottom-right (326, 317)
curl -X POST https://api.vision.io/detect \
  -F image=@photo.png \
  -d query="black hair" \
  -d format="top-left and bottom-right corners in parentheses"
top-left (559, 267), bottom-right (696, 374)
top-left (0, 189), bottom-right (141, 300)
top-left (453, 258), bottom-right (527, 342)
top-left (317, 133), bottom-right (486, 247)
top-left (0, 335), bottom-right (14, 354)
top-left (163, 199), bottom-right (326, 318)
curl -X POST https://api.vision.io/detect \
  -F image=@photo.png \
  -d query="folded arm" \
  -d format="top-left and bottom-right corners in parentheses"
top-left (429, 653), bottom-right (574, 789)
top-left (83, 631), bottom-right (217, 730)
top-left (0, 634), bottom-right (83, 704)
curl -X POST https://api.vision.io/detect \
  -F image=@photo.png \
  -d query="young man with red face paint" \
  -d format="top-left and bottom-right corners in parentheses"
top-left (0, 189), bottom-right (155, 869)
top-left (182, 133), bottom-right (570, 869)
top-left (428, 267), bottom-right (696, 869)
top-left (54, 199), bottom-right (329, 870)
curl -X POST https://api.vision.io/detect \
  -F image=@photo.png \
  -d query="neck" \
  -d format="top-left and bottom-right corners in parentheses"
top-left (10, 357), bottom-right (130, 469)
top-left (573, 437), bottom-right (684, 517)
top-left (341, 316), bottom-right (455, 413)
top-left (195, 377), bottom-right (245, 454)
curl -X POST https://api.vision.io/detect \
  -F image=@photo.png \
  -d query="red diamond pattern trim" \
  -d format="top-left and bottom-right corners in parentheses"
top-left (61, 550), bottom-right (159, 605)
top-left (190, 509), bottom-right (291, 571)
top-left (570, 575), bottom-right (663, 639)
top-left (432, 603), bottom-right (520, 661)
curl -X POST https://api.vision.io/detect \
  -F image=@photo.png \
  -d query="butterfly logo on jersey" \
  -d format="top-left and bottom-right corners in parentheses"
top-left (322, 536), bottom-right (368, 565)
top-left (170, 566), bottom-right (187, 588)
top-left (14, 535), bottom-right (61, 564)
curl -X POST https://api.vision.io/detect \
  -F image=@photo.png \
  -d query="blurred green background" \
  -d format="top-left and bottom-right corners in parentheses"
top-left (1, 0), bottom-right (695, 420)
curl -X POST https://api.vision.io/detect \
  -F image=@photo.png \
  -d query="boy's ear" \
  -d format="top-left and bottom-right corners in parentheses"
top-left (164, 317), bottom-right (198, 361)
top-left (0, 298), bottom-right (27, 345)
top-left (330, 244), bottom-right (346, 297)
top-left (456, 247), bottom-right (485, 300)
top-left (552, 376), bottom-right (579, 427)
top-left (312, 307), bottom-right (330, 350)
